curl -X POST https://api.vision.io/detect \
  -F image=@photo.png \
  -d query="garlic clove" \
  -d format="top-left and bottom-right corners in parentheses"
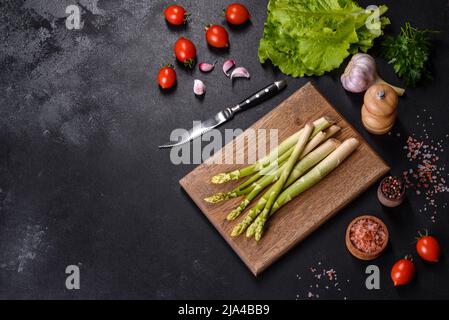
top-left (199, 61), bottom-right (216, 72)
top-left (222, 59), bottom-right (236, 77)
top-left (193, 79), bottom-right (205, 95)
top-left (230, 67), bottom-right (250, 80)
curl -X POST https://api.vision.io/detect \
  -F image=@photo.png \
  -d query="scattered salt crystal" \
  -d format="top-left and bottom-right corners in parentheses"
top-left (402, 129), bottom-right (448, 223)
top-left (296, 263), bottom-right (349, 299)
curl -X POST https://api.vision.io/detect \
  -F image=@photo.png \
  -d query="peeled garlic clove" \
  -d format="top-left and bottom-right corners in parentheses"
top-left (193, 79), bottom-right (205, 95)
top-left (199, 61), bottom-right (216, 72)
top-left (230, 67), bottom-right (250, 80)
top-left (222, 59), bottom-right (236, 77)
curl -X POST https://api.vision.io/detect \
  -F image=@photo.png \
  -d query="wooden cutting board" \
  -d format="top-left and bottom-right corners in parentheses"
top-left (180, 82), bottom-right (389, 276)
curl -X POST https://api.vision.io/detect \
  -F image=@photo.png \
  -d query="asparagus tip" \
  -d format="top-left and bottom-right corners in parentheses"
top-left (246, 223), bottom-right (256, 238)
top-left (204, 192), bottom-right (227, 203)
top-left (254, 219), bottom-right (266, 241)
top-left (226, 209), bottom-right (239, 221)
top-left (226, 208), bottom-right (241, 221)
top-left (231, 225), bottom-right (243, 237)
top-left (211, 173), bottom-right (231, 184)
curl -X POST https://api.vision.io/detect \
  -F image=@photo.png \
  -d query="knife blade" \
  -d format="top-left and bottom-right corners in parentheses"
top-left (158, 80), bottom-right (287, 148)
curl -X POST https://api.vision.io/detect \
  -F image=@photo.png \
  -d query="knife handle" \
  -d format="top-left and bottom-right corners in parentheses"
top-left (231, 80), bottom-right (287, 113)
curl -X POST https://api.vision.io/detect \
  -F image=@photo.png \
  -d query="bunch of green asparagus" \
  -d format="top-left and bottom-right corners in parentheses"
top-left (204, 117), bottom-right (360, 241)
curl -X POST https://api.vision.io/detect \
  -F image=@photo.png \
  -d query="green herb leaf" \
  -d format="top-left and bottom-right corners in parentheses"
top-left (381, 22), bottom-right (435, 87)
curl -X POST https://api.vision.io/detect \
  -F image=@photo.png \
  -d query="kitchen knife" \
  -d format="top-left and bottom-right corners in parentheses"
top-left (158, 80), bottom-right (287, 148)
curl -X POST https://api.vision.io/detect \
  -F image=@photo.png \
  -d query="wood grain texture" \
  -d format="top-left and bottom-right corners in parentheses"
top-left (179, 82), bottom-right (390, 276)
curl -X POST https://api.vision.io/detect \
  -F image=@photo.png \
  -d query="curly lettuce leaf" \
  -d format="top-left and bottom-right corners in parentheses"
top-left (258, 0), bottom-right (389, 77)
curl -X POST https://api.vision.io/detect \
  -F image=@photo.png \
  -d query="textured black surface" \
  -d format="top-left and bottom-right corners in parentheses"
top-left (0, 0), bottom-right (448, 299)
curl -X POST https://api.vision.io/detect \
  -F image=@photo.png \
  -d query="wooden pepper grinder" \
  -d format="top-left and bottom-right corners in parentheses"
top-left (361, 83), bottom-right (399, 135)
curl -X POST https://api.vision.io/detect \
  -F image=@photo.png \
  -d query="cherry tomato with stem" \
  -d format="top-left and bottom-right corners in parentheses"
top-left (174, 37), bottom-right (197, 68)
top-left (205, 24), bottom-right (229, 48)
top-left (416, 230), bottom-right (441, 263)
top-left (391, 256), bottom-right (415, 286)
top-left (164, 5), bottom-right (189, 26)
top-left (157, 64), bottom-right (176, 89)
top-left (225, 3), bottom-right (250, 25)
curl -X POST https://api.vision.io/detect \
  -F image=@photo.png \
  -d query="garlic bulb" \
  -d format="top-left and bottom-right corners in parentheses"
top-left (341, 53), bottom-right (405, 96)
top-left (341, 54), bottom-right (377, 93)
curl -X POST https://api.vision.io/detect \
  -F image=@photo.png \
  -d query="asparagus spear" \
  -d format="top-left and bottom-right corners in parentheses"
top-left (240, 124), bottom-right (340, 194)
top-left (247, 139), bottom-right (341, 240)
top-left (204, 150), bottom-right (291, 204)
top-left (235, 139), bottom-right (341, 234)
top-left (251, 138), bottom-right (359, 240)
top-left (232, 146), bottom-right (293, 190)
top-left (247, 123), bottom-right (314, 240)
top-left (204, 187), bottom-right (252, 204)
top-left (230, 139), bottom-right (341, 236)
top-left (271, 138), bottom-right (360, 215)
top-left (227, 163), bottom-right (286, 220)
top-left (285, 138), bottom-right (341, 187)
top-left (299, 125), bottom-right (340, 158)
top-left (231, 202), bottom-right (265, 237)
top-left (206, 124), bottom-right (339, 204)
top-left (226, 129), bottom-right (340, 220)
top-left (211, 117), bottom-right (333, 184)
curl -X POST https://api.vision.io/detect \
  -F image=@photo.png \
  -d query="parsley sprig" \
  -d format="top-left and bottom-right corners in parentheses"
top-left (381, 22), bottom-right (436, 87)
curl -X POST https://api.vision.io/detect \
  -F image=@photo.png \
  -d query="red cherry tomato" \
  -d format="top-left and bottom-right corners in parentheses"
top-left (205, 25), bottom-right (229, 48)
top-left (391, 257), bottom-right (415, 286)
top-left (157, 65), bottom-right (176, 89)
top-left (416, 235), bottom-right (440, 262)
top-left (164, 5), bottom-right (188, 26)
top-left (174, 37), bottom-right (197, 67)
top-left (225, 3), bottom-right (250, 25)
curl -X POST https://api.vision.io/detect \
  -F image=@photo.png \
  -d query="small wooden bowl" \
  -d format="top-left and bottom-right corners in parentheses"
top-left (345, 215), bottom-right (389, 261)
top-left (377, 176), bottom-right (406, 207)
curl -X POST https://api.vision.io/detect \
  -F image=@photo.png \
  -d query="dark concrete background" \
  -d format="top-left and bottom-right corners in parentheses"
top-left (0, 0), bottom-right (448, 299)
